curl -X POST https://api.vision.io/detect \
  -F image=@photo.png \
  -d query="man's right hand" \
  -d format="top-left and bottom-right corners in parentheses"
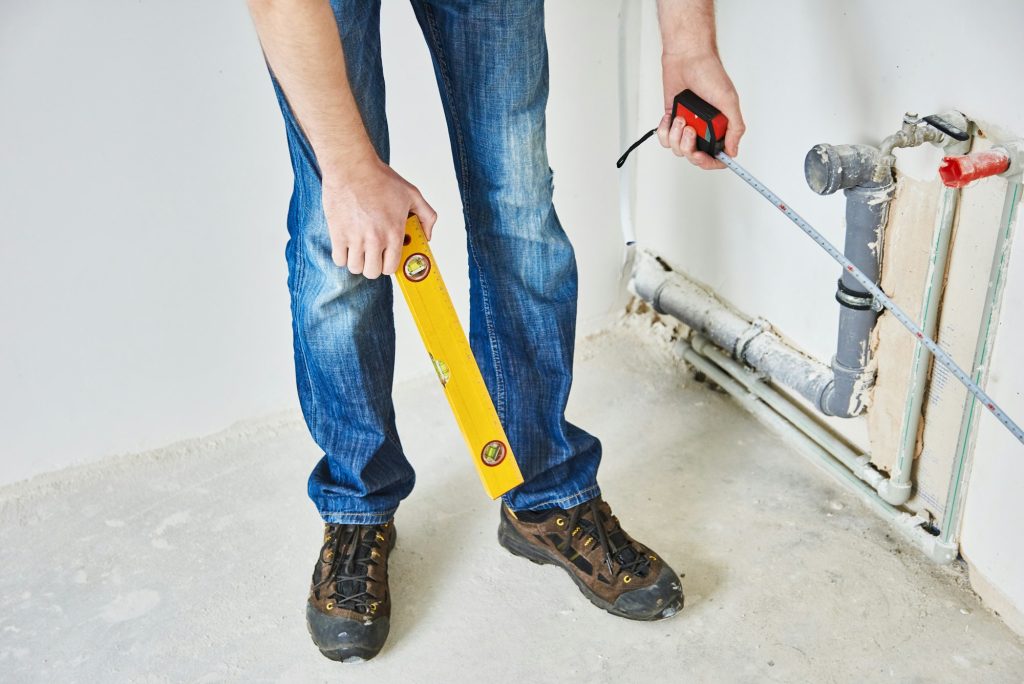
top-left (322, 158), bottom-right (437, 280)
top-left (247, 0), bottom-right (435, 280)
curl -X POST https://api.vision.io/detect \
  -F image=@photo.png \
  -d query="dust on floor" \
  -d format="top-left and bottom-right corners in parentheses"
top-left (1, 321), bottom-right (1023, 683)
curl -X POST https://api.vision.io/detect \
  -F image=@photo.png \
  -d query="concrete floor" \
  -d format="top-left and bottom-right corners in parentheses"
top-left (2, 320), bottom-right (1024, 683)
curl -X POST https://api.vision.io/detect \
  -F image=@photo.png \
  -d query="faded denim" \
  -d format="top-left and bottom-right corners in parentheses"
top-left (269, 0), bottom-right (601, 524)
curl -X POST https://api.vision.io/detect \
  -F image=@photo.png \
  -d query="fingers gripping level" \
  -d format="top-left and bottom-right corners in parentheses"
top-left (395, 217), bottom-right (524, 498)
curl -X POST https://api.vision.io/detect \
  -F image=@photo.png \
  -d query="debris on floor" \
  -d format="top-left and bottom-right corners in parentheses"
top-left (1, 322), bottom-right (1022, 682)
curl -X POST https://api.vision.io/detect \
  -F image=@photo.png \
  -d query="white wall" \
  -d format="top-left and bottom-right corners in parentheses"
top-left (0, 1), bottom-right (294, 485)
top-left (961, 239), bottom-right (1024, 634)
top-left (0, 0), bottom-right (623, 486)
top-left (631, 0), bottom-right (1024, 630)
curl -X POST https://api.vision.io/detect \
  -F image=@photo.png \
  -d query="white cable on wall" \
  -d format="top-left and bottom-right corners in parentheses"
top-left (617, 0), bottom-right (641, 247)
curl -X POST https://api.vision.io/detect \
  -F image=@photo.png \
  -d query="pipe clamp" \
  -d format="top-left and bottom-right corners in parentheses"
top-left (835, 279), bottom-right (874, 311)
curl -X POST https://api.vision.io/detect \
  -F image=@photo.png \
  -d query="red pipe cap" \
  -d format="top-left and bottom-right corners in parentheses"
top-left (939, 150), bottom-right (1010, 188)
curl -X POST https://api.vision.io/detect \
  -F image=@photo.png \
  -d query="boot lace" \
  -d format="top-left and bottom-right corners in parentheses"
top-left (311, 523), bottom-right (386, 613)
top-left (565, 499), bottom-right (653, 579)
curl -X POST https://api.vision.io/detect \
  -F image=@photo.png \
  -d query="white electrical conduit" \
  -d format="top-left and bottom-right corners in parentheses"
top-left (940, 175), bottom-right (1023, 545)
top-left (676, 336), bottom-right (958, 563)
top-left (890, 185), bottom-right (961, 504)
top-left (617, 0), bottom-right (640, 248)
top-left (690, 335), bottom-right (887, 492)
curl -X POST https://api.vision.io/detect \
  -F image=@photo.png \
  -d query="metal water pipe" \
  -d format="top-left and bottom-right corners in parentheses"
top-left (871, 112), bottom-right (947, 184)
top-left (633, 110), bottom-right (975, 507)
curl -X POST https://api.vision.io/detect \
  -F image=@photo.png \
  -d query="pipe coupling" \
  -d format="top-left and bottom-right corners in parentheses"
top-left (733, 317), bottom-right (770, 361)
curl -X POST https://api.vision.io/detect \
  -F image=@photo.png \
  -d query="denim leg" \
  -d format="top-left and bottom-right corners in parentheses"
top-left (270, 0), bottom-right (414, 524)
top-left (410, 0), bottom-right (602, 511)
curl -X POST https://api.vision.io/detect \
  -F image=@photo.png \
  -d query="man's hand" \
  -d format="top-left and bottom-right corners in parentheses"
top-left (322, 158), bottom-right (436, 279)
top-left (248, 0), bottom-right (435, 279)
top-left (655, 0), bottom-right (745, 170)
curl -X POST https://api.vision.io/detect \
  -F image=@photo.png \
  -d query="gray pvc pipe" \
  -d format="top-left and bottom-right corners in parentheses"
top-left (636, 144), bottom-right (894, 420)
top-left (805, 144), bottom-right (895, 417)
top-left (632, 251), bottom-right (834, 409)
top-left (631, 250), bottom-right (907, 507)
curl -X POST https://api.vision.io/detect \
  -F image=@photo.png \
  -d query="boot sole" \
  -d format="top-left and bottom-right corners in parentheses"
top-left (498, 513), bottom-right (683, 621)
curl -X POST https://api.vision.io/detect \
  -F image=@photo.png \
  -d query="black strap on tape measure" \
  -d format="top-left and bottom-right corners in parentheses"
top-left (616, 129), bottom-right (657, 168)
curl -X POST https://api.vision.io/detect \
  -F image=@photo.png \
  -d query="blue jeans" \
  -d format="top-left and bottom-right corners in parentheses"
top-left (270, 0), bottom-right (601, 524)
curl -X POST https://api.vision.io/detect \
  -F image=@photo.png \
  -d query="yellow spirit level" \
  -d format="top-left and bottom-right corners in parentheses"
top-left (395, 216), bottom-right (524, 498)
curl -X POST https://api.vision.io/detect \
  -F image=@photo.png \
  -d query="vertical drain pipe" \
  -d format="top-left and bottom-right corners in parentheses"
top-left (804, 144), bottom-right (895, 417)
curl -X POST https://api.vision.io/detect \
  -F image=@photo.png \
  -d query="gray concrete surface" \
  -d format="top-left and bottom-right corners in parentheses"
top-left (2, 320), bottom-right (1023, 683)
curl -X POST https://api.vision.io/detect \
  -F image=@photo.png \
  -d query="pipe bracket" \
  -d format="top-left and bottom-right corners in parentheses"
top-left (835, 279), bottom-right (874, 311)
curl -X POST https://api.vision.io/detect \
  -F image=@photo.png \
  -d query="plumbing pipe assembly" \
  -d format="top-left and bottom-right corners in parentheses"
top-left (634, 109), bottom-right (996, 436)
top-left (627, 101), bottom-right (1023, 558)
top-left (831, 112), bottom-right (966, 505)
top-left (708, 122), bottom-right (1024, 446)
top-left (612, 0), bottom-right (1023, 564)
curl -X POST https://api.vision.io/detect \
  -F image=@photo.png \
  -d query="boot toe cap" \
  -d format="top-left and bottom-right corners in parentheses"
top-left (611, 564), bottom-right (685, 620)
top-left (306, 603), bottom-right (390, 662)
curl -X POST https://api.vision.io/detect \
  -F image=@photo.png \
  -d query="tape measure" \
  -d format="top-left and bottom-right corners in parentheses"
top-left (621, 89), bottom-right (1024, 446)
top-left (395, 216), bottom-right (524, 498)
top-left (673, 89), bottom-right (729, 156)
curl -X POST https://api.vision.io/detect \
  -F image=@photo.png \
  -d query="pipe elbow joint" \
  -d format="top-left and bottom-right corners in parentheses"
top-left (805, 144), bottom-right (884, 195)
top-left (819, 359), bottom-right (870, 419)
top-left (630, 251), bottom-right (671, 312)
top-left (818, 380), bottom-right (844, 417)
top-left (876, 477), bottom-right (913, 506)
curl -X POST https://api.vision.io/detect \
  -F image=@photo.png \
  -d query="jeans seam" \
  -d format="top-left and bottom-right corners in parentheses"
top-left (510, 483), bottom-right (601, 512)
top-left (320, 510), bottom-right (396, 523)
top-left (421, 4), bottom-right (508, 420)
top-left (291, 234), bottom-right (321, 438)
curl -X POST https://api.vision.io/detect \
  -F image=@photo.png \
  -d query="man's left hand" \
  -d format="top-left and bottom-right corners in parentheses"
top-left (656, 51), bottom-right (745, 170)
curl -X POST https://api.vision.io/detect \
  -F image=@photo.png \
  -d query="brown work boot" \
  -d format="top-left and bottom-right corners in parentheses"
top-left (306, 520), bottom-right (395, 662)
top-left (498, 497), bottom-right (683, 620)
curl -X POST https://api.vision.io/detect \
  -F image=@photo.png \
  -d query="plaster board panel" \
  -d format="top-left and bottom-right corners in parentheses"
top-left (868, 175), bottom-right (943, 474)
